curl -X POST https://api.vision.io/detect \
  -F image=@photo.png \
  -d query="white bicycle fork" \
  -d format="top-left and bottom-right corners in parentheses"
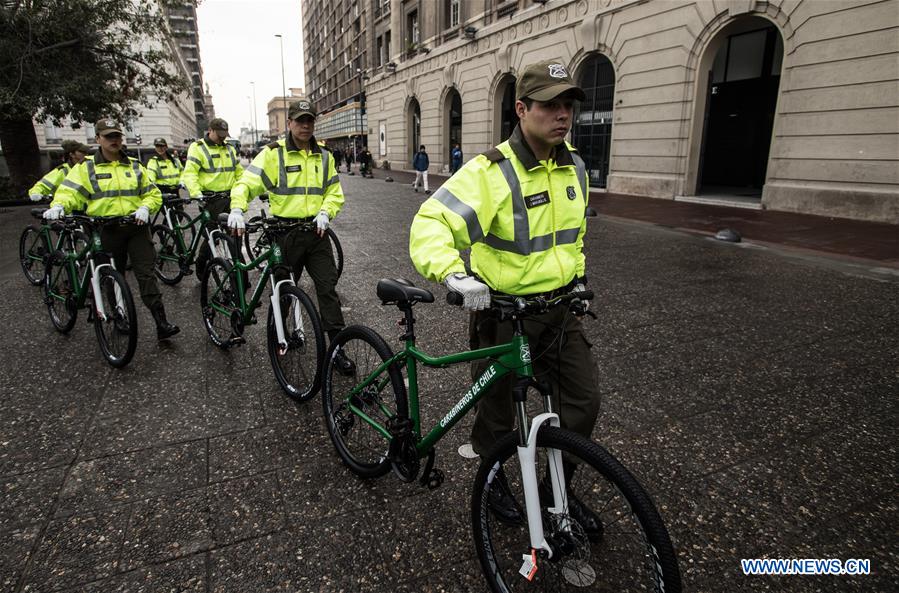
top-left (269, 274), bottom-right (302, 354)
top-left (90, 259), bottom-right (124, 321)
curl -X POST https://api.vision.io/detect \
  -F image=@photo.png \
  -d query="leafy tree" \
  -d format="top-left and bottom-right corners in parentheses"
top-left (0, 0), bottom-right (190, 195)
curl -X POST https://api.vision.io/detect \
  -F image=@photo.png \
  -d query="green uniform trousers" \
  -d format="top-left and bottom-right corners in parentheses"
top-left (468, 306), bottom-right (600, 457)
top-left (274, 227), bottom-right (345, 335)
top-left (99, 223), bottom-right (162, 309)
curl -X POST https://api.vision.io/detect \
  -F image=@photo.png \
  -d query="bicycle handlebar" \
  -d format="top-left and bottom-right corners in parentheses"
top-left (446, 288), bottom-right (594, 317)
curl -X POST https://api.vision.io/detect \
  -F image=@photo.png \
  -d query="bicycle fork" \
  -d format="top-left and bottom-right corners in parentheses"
top-left (90, 259), bottom-right (124, 321)
top-left (269, 274), bottom-right (301, 355)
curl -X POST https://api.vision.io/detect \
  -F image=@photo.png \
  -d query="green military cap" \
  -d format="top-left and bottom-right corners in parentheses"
top-left (288, 99), bottom-right (317, 120)
top-left (95, 118), bottom-right (124, 136)
top-left (153, 137), bottom-right (168, 146)
top-left (61, 139), bottom-right (91, 154)
top-left (515, 60), bottom-right (586, 102)
top-left (208, 118), bottom-right (229, 132)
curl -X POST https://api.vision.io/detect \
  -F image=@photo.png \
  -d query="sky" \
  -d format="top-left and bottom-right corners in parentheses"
top-left (196, 0), bottom-right (305, 133)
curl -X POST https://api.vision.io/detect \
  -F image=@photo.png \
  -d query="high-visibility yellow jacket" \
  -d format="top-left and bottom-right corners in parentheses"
top-left (147, 153), bottom-right (184, 188)
top-left (28, 163), bottom-right (71, 198)
top-left (52, 152), bottom-right (161, 216)
top-left (230, 134), bottom-right (344, 219)
top-left (180, 136), bottom-right (243, 197)
top-left (409, 125), bottom-right (589, 295)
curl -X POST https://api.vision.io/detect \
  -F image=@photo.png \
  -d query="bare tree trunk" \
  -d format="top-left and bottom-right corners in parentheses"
top-left (0, 114), bottom-right (41, 197)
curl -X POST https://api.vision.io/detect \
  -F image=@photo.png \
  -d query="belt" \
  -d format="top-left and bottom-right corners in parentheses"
top-left (509, 279), bottom-right (578, 301)
top-left (274, 215), bottom-right (316, 223)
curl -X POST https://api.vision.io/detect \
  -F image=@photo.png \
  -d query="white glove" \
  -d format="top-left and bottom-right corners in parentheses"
top-left (134, 206), bottom-right (150, 224)
top-left (43, 205), bottom-right (64, 220)
top-left (228, 208), bottom-right (245, 231)
top-left (314, 210), bottom-right (330, 232)
top-left (29, 194), bottom-right (44, 202)
top-left (444, 273), bottom-right (490, 311)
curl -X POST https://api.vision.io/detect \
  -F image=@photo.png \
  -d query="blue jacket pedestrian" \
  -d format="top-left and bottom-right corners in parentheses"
top-left (413, 147), bottom-right (429, 172)
top-left (450, 144), bottom-right (463, 173)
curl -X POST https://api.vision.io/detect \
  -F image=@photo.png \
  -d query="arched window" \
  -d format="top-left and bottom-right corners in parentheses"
top-left (572, 55), bottom-right (615, 188)
top-left (446, 89), bottom-right (462, 163)
top-left (409, 98), bottom-right (421, 165)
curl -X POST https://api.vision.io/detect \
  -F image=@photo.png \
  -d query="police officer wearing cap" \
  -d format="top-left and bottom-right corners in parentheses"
top-left (409, 60), bottom-right (602, 536)
top-left (181, 117), bottom-right (243, 275)
top-left (228, 99), bottom-right (354, 374)
top-left (146, 138), bottom-right (184, 194)
top-left (44, 118), bottom-right (180, 340)
top-left (28, 140), bottom-right (92, 202)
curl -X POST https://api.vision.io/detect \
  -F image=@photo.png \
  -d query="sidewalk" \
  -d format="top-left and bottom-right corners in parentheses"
top-left (364, 167), bottom-right (899, 267)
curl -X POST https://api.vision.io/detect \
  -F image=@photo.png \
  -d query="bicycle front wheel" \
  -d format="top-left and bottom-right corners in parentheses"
top-left (93, 267), bottom-right (138, 368)
top-left (169, 210), bottom-right (194, 250)
top-left (322, 325), bottom-right (407, 478)
top-left (200, 257), bottom-right (240, 348)
top-left (266, 285), bottom-right (324, 401)
top-left (326, 228), bottom-right (344, 279)
top-left (151, 225), bottom-right (184, 285)
top-left (20, 226), bottom-right (48, 285)
top-left (43, 255), bottom-right (78, 333)
top-left (472, 426), bottom-right (682, 593)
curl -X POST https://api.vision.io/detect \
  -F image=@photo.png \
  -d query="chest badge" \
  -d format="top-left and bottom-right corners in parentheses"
top-left (566, 186), bottom-right (577, 200)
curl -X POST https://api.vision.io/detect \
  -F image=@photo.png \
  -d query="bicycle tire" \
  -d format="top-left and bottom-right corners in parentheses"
top-left (472, 426), bottom-right (682, 593)
top-left (19, 226), bottom-right (48, 286)
top-left (169, 210), bottom-right (194, 250)
top-left (326, 228), bottom-right (344, 279)
top-left (200, 257), bottom-right (240, 348)
top-left (267, 285), bottom-right (325, 401)
top-left (42, 255), bottom-right (78, 333)
top-left (243, 215), bottom-right (266, 263)
top-left (151, 225), bottom-right (184, 285)
top-left (322, 325), bottom-right (408, 478)
top-left (93, 267), bottom-right (138, 368)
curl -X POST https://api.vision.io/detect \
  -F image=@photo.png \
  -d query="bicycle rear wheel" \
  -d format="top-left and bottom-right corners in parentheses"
top-left (151, 225), bottom-right (184, 285)
top-left (322, 325), bottom-right (407, 478)
top-left (93, 267), bottom-right (138, 368)
top-left (169, 210), bottom-right (194, 250)
top-left (42, 255), bottom-right (78, 333)
top-left (20, 226), bottom-right (48, 285)
top-left (200, 257), bottom-right (240, 348)
top-left (472, 426), bottom-right (682, 593)
top-left (267, 285), bottom-right (324, 401)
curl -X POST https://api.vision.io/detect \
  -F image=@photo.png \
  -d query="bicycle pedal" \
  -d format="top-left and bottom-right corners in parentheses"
top-left (228, 335), bottom-right (246, 346)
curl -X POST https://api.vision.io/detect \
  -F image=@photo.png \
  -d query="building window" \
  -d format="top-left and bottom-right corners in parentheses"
top-left (449, 0), bottom-right (460, 29)
top-left (407, 10), bottom-right (419, 47)
top-left (376, 36), bottom-right (383, 67)
top-left (385, 30), bottom-right (391, 62)
top-left (44, 121), bottom-right (62, 143)
top-left (572, 55), bottom-right (616, 188)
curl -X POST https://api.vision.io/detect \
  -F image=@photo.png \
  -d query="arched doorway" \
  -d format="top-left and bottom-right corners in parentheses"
top-left (444, 89), bottom-right (462, 166)
top-left (494, 75), bottom-right (518, 144)
top-left (408, 98), bottom-right (421, 166)
top-left (698, 19), bottom-right (783, 197)
top-left (572, 54), bottom-right (615, 188)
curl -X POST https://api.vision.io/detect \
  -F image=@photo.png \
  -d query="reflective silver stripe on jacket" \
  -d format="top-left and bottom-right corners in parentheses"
top-left (571, 152), bottom-right (587, 201)
top-left (196, 141), bottom-right (236, 173)
top-left (82, 159), bottom-right (142, 200)
top-left (270, 144), bottom-right (327, 195)
top-left (431, 186), bottom-right (484, 243)
top-left (61, 178), bottom-right (91, 199)
top-left (246, 164), bottom-right (274, 191)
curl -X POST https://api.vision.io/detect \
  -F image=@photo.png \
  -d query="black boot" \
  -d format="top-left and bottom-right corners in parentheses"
top-left (541, 462), bottom-right (604, 543)
top-left (487, 467), bottom-right (524, 525)
top-left (328, 332), bottom-right (356, 376)
top-left (150, 302), bottom-right (180, 340)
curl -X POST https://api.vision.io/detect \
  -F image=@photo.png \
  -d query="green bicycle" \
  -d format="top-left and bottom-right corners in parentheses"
top-left (19, 205), bottom-right (89, 286)
top-left (149, 190), bottom-right (194, 250)
top-left (42, 214), bottom-right (139, 368)
top-left (322, 279), bottom-right (682, 592)
top-left (151, 192), bottom-right (238, 285)
top-left (200, 213), bottom-right (325, 400)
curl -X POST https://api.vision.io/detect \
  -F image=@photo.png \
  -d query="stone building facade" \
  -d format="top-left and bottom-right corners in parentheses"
top-left (360, 0), bottom-right (899, 223)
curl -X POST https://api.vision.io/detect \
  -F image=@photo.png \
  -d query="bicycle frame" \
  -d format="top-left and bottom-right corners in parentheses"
top-left (166, 206), bottom-right (228, 262)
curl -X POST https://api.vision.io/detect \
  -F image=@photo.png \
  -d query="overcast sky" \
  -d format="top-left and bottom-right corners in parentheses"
top-left (196, 0), bottom-right (305, 132)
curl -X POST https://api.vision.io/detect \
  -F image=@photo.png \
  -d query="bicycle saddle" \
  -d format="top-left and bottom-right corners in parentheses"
top-left (377, 278), bottom-right (435, 305)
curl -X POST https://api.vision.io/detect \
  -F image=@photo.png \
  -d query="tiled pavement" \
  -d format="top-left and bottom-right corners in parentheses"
top-left (0, 172), bottom-right (895, 592)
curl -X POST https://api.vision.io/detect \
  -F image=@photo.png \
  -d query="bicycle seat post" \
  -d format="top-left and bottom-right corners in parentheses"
top-left (398, 303), bottom-right (416, 343)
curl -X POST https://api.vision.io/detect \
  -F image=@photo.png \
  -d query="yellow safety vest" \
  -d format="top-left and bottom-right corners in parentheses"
top-left (52, 154), bottom-right (161, 217)
top-left (147, 154), bottom-right (184, 188)
top-left (409, 126), bottom-right (588, 295)
top-left (180, 136), bottom-right (243, 196)
top-left (230, 135), bottom-right (344, 220)
top-left (28, 163), bottom-right (71, 197)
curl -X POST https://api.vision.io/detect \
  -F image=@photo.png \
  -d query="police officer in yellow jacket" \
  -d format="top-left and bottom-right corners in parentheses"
top-left (409, 61), bottom-right (601, 536)
top-left (28, 140), bottom-right (91, 202)
top-left (44, 118), bottom-right (180, 340)
top-left (146, 137), bottom-right (184, 193)
top-left (228, 99), bottom-right (354, 374)
top-left (181, 118), bottom-right (243, 274)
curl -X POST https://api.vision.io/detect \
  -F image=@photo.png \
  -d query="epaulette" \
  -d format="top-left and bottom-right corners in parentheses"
top-left (266, 141), bottom-right (280, 150)
top-left (481, 147), bottom-right (505, 163)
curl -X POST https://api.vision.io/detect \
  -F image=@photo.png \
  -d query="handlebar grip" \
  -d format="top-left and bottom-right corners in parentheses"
top-left (446, 291), bottom-right (464, 307)
top-left (576, 290), bottom-right (594, 301)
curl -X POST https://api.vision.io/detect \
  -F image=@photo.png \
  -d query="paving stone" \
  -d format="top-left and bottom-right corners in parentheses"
top-left (74, 555), bottom-right (206, 593)
top-left (0, 525), bottom-right (40, 593)
top-left (0, 466), bottom-right (67, 532)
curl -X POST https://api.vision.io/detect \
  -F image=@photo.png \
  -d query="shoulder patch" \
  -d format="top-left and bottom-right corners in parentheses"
top-left (480, 147), bottom-right (505, 163)
top-left (266, 141), bottom-right (280, 150)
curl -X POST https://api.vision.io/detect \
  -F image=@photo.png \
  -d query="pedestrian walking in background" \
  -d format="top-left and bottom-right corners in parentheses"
top-left (412, 144), bottom-right (430, 194)
top-left (450, 143), bottom-right (463, 174)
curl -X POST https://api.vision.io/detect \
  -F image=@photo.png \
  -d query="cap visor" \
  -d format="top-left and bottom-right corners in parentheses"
top-left (290, 112), bottom-right (316, 120)
top-left (528, 83), bottom-right (586, 102)
top-left (99, 129), bottom-right (124, 136)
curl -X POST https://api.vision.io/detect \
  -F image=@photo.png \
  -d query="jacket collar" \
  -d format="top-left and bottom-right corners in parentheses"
top-left (508, 124), bottom-right (575, 170)
top-left (93, 150), bottom-right (130, 165)
top-left (285, 133), bottom-right (321, 154)
top-left (203, 134), bottom-right (224, 147)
